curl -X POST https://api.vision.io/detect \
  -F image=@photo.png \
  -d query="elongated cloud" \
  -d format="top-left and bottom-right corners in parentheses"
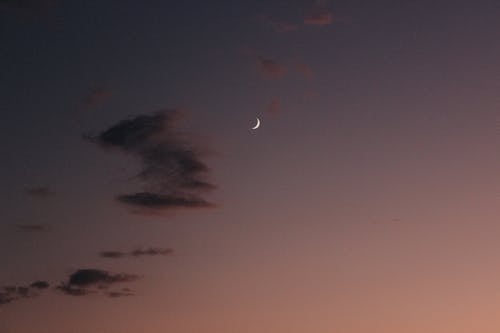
top-left (89, 110), bottom-right (215, 214)
top-left (57, 269), bottom-right (139, 297)
top-left (100, 247), bottom-right (173, 258)
top-left (17, 224), bottom-right (50, 232)
top-left (0, 281), bottom-right (50, 305)
top-left (24, 186), bottom-right (53, 197)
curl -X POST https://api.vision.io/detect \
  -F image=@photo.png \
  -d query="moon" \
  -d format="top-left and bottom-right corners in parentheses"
top-left (251, 117), bottom-right (261, 130)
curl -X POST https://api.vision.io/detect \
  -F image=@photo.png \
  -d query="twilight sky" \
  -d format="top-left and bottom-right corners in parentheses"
top-left (2, 0), bottom-right (500, 332)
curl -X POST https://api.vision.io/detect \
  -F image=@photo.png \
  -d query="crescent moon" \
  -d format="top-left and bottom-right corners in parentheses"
top-left (251, 117), bottom-right (261, 130)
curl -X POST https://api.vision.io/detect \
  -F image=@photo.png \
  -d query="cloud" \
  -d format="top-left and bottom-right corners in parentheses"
top-left (266, 98), bottom-right (281, 115)
top-left (257, 56), bottom-right (286, 78)
top-left (0, 282), bottom-right (49, 306)
top-left (82, 88), bottom-right (112, 108)
top-left (295, 63), bottom-right (315, 80)
top-left (106, 288), bottom-right (134, 298)
top-left (57, 269), bottom-right (140, 297)
top-left (304, 0), bottom-right (333, 25)
top-left (24, 186), bottom-right (53, 197)
top-left (17, 224), bottom-right (50, 232)
top-left (259, 15), bottom-right (298, 33)
top-left (100, 247), bottom-right (173, 259)
top-left (131, 247), bottom-right (173, 257)
top-left (99, 251), bottom-right (126, 259)
top-left (88, 110), bottom-right (215, 214)
top-left (30, 281), bottom-right (50, 289)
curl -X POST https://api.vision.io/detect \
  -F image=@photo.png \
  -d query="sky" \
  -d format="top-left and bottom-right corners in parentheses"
top-left (1, 0), bottom-right (500, 332)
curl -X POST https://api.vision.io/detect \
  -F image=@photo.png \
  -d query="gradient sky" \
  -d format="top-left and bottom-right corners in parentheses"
top-left (2, 0), bottom-right (500, 332)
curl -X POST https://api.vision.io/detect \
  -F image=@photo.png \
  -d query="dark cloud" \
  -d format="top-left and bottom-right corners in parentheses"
top-left (16, 224), bottom-right (50, 232)
top-left (257, 56), bottom-right (286, 78)
top-left (89, 110), bottom-right (215, 214)
top-left (0, 282), bottom-right (48, 305)
top-left (99, 251), bottom-right (126, 259)
top-left (82, 88), bottom-right (112, 108)
top-left (57, 269), bottom-right (139, 297)
top-left (100, 247), bottom-right (173, 259)
top-left (24, 186), bottom-right (53, 197)
top-left (30, 281), bottom-right (50, 289)
top-left (106, 289), bottom-right (134, 298)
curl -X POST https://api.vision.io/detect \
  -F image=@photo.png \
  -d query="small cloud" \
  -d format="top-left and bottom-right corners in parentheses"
top-left (100, 247), bottom-right (173, 259)
top-left (304, 0), bottom-right (333, 26)
top-left (30, 281), bottom-right (49, 289)
top-left (106, 289), bottom-right (134, 298)
top-left (295, 63), bottom-right (315, 80)
top-left (257, 56), bottom-right (286, 78)
top-left (83, 88), bottom-right (112, 108)
top-left (131, 247), bottom-right (173, 257)
top-left (259, 15), bottom-right (298, 33)
top-left (17, 224), bottom-right (50, 232)
top-left (99, 251), bottom-right (126, 259)
top-left (57, 269), bottom-right (140, 297)
top-left (266, 98), bottom-right (281, 115)
top-left (24, 186), bottom-right (53, 197)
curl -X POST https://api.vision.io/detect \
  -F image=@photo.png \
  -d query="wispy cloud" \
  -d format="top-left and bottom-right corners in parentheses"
top-left (257, 56), bottom-right (286, 78)
top-left (295, 62), bottom-right (315, 80)
top-left (16, 224), bottom-right (50, 232)
top-left (266, 98), bottom-right (281, 115)
top-left (304, 0), bottom-right (333, 26)
top-left (88, 110), bottom-right (215, 214)
top-left (82, 88), bottom-right (112, 108)
top-left (100, 247), bottom-right (173, 259)
top-left (24, 186), bottom-right (54, 197)
top-left (259, 15), bottom-right (298, 33)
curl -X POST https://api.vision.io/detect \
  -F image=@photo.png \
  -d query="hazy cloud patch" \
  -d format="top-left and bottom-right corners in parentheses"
top-left (304, 0), bottom-right (333, 25)
top-left (257, 56), bottom-right (286, 78)
top-left (24, 186), bottom-right (54, 197)
top-left (83, 88), bottom-right (112, 108)
top-left (16, 224), bottom-right (50, 232)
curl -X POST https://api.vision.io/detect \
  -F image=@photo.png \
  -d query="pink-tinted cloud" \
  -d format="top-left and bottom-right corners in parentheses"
top-left (304, 0), bottom-right (333, 26)
top-left (266, 98), bottom-right (281, 115)
top-left (259, 15), bottom-right (299, 33)
top-left (296, 63), bottom-right (315, 80)
top-left (257, 56), bottom-right (286, 78)
top-left (83, 88), bottom-right (112, 108)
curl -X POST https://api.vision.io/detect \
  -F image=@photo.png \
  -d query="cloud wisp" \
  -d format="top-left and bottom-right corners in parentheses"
top-left (304, 0), bottom-right (333, 26)
top-left (100, 247), bottom-right (173, 259)
top-left (82, 88), bottom-right (112, 108)
top-left (257, 56), bottom-right (287, 78)
top-left (24, 186), bottom-right (54, 197)
top-left (88, 110), bottom-right (215, 215)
